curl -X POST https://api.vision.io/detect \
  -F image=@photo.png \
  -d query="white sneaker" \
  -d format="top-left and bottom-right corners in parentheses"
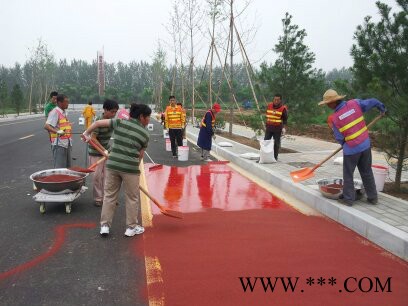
top-left (124, 225), bottom-right (145, 237)
top-left (100, 225), bottom-right (110, 236)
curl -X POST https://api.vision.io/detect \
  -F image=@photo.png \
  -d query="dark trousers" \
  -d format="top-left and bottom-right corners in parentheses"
top-left (343, 148), bottom-right (378, 201)
top-left (264, 126), bottom-right (282, 160)
top-left (169, 128), bottom-right (183, 156)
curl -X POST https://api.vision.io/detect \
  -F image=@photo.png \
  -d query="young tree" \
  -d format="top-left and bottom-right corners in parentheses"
top-left (11, 84), bottom-right (24, 115)
top-left (27, 39), bottom-right (56, 113)
top-left (351, 0), bottom-right (408, 190)
top-left (151, 43), bottom-right (168, 111)
top-left (257, 13), bottom-right (325, 122)
top-left (181, 0), bottom-right (204, 121)
top-left (0, 80), bottom-right (8, 117)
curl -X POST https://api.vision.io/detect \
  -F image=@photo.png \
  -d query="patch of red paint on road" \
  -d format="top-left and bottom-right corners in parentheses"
top-left (145, 164), bottom-right (289, 213)
top-left (144, 165), bottom-right (408, 306)
top-left (0, 223), bottom-right (96, 282)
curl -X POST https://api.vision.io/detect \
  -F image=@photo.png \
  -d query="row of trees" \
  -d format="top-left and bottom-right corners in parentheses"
top-left (0, 1), bottom-right (405, 189)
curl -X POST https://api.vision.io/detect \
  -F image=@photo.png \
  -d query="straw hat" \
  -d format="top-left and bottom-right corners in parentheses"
top-left (318, 89), bottom-right (346, 106)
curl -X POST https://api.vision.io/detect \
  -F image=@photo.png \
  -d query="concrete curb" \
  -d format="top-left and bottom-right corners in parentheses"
top-left (0, 113), bottom-right (43, 122)
top-left (187, 129), bottom-right (408, 260)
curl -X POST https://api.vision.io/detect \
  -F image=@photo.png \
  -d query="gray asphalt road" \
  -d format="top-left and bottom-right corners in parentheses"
top-left (0, 112), bottom-right (147, 306)
top-left (0, 112), bottom-right (210, 305)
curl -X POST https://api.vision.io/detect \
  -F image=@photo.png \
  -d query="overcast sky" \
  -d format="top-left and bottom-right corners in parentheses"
top-left (0, 0), bottom-right (400, 72)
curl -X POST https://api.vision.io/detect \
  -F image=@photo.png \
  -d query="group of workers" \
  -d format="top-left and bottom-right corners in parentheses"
top-left (41, 86), bottom-right (386, 237)
top-left (43, 92), bottom-right (151, 237)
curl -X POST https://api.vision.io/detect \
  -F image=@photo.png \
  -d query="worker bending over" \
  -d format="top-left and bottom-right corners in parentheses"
top-left (319, 89), bottom-right (386, 206)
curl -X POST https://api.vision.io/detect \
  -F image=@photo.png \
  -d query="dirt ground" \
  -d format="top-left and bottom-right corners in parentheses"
top-left (383, 182), bottom-right (408, 201)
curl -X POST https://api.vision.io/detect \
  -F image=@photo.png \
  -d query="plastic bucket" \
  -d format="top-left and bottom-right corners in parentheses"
top-left (78, 116), bottom-right (85, 126)
top-left (165, 139), bottom-right (171, 151)
top-left (147, 124), bottom-right (154, 131)
top-left (372, 164), bottom-right (388, 192)
top-left (178, 146), bottom-right (189, 161)
top-left (182, 138), bottom-right (188, 146)
top-left (163, 130), bottom-right (169, 138)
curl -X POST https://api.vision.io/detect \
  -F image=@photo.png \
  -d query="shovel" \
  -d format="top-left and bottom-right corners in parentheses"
top-left (290, 114), bottom-right (383, 183)
top-left (144, 151), bottom-right (163, 171)
top-left (139, 185), bottom-right (183, 219)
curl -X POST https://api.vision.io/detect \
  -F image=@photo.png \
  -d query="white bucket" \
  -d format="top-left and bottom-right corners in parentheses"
top-left (163, 130), bottom-right (169, 138)
top-left (372, 164), bottom-right (388, 192)
top-left (147, 124), bottom-right (154, 131)
top-left (78, 116), bottom-right (85, 126)
top-left (178, 146), bottom-right (189, 161)
top-left (165, 139), bottom-right (171, 151)
top-left (182, 138), bottom-right (188, 146)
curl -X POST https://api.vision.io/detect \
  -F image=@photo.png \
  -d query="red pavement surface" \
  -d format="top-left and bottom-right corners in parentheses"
top-left (143, 164), bottom-right (408, 306)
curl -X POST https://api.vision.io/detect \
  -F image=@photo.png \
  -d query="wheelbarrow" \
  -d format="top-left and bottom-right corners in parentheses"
top-left (30, 168), bottom-right (89, 214)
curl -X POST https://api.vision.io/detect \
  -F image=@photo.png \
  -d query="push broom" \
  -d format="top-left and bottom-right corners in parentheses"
top-left (144, 151), bottom-right (163, 171)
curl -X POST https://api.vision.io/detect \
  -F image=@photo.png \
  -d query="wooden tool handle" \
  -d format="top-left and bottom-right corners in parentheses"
top-left (139, 185), bottom-right (164, 210)
top-left (88, 139), bottom-right (108, 157)
top-left (88, 156), bottom-right (106, 170)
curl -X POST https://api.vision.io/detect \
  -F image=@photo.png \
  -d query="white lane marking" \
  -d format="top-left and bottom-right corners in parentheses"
top-left (19, 134), bottom-right (35, 140)
top-left (0, 118), bottom-right (43, 127)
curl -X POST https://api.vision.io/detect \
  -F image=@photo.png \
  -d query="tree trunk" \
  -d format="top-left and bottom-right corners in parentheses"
top-left (28, 70), bottom-right (34, 115)
top-left (394, 120), bottom-right (408, 191)
top-left (228, 0), bottom-right (234, 135)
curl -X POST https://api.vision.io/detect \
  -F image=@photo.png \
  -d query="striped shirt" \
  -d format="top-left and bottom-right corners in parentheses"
top-left (88, 115), bottom-right (114, 156)
top-left (106, 118), bottom-right (149, 174)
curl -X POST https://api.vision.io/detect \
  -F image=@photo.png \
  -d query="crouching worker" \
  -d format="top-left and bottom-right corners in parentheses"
top-left (82, 103), bottom-right (151, 237)
top-left (318, 89), bottom-right (386, 207)
top-left (197, 103), bottom-right (221, 161)
top-left (88, 99), bottom-right (119, 207)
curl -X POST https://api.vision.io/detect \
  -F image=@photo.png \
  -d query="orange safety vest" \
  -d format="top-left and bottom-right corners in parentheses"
top-left (50, 109), bottom-right (72, 143)
top-left (331, 99), bottom-right (369, 147)
top-left (200, 110), bottom-right (215, 128)
top-left (165, 105), bottom-right (183, 129)
top-left (266, 103), bottom-right (287, 126)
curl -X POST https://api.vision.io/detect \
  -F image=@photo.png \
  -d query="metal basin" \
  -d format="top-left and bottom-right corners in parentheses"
top-left (30, 168), bottom-right (89, 193)
top-left (317, 178), bottom-right (365, 200)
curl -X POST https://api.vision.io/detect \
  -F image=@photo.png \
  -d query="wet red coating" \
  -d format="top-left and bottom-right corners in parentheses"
top-left (143, 164), bottom-right (408, 306)
top-left (322, 183), bottom-right (343, 194)
top-left (36, 174), bottom-right (80, 183)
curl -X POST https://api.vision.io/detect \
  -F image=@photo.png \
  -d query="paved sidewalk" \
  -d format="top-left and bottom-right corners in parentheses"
top-left (0, 112), bottom-right (43, 122)
top-left (186, 123), bottom-right (408, 260)
top-left (225, 122), bottom-right (406, 183)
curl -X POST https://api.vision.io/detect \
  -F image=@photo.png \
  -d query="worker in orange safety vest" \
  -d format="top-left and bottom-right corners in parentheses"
top-left (318, 89), bottom-right (386, 207)
top-left (264, 94), bottom-right (288, 160)
top-left (165, 96), bottom-right (185, 158)
top-left (44, 94), bottom-right (73, 168)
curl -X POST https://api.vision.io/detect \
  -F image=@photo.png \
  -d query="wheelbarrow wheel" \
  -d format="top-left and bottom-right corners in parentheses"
top-left (65, 203), bottom-right (72, 214)
top-left (40, 203), bottom-right (46, 214)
